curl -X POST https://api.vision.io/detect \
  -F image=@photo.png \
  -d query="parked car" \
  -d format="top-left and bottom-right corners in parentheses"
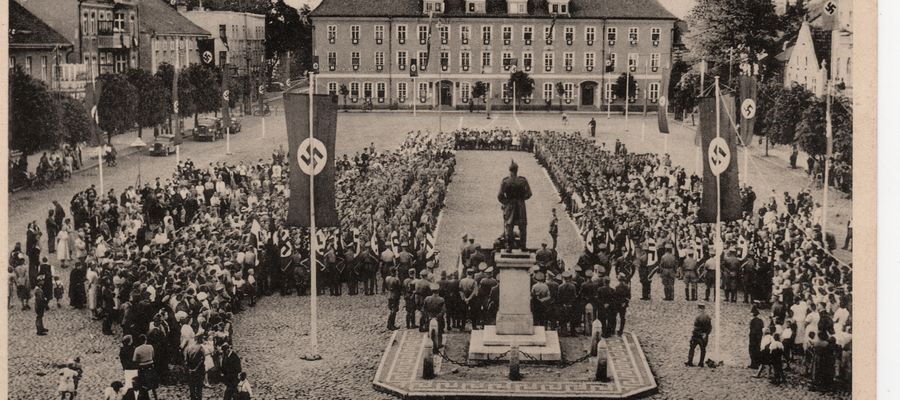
top-left (193, 117), bottom-right (222, 141)
top-left (266, 82), bottom-right (285, 92)
top-left (149, 134), bottom-right (177, 156)
top-left (218, 116), bottom-right (242, 133)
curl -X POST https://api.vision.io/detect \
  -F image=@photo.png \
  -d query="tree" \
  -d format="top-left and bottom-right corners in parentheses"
top-left (185, 64), bottom-right (222, 124)
top-left (555, 82), bottom-right (566, 112)
top-left (58, 95), bottom-right (93, 147)
top-left (97, 73), bottom-right (138, 144)
top-left (266, 1), bottom-right (311, 79)
top-left (671, 71), bottom-right (701, 120)
top-left (613, 73), bottom-right (637, 101)
top-left (762, 83), bottom-right (813, 146)
top-left (685, 0), bottom-right (782, 68)
top-left (797, 94), bottom-right (853, 164)
top-left (154, 64), bottom-right (195, 131)
top-left (782, 0), bottom-right (808, 37)
top-left (508, 71), bottom-right (534, 107)
top-left (125, 69), bottom-right (167, 138)
top-left (9, 66), bottom-right (62, 154)
top-left (338, 84), bottom-right (349, 110)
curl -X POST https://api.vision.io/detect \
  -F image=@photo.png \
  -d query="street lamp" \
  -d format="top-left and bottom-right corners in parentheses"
top-left (129, 137), bottom-right (147, 187)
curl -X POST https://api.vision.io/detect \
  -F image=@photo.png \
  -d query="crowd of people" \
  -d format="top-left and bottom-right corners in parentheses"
top-left (9, 144), bottom-right (85, 191)
top-left (9, 131), bottom-right (455, 399)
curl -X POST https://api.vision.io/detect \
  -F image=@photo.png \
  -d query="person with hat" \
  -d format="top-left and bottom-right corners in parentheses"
top-left (723, 248), bottom-right (742, 303)
top-left (659, 244), bottom-right (678, 301)
top-left (545, 270), bottom-right (561, 330)
top-left (34, 279), bottom-right (49, 335)
top-left (702, 254), bottom-right (718, 302)
top-left (530, 271), bottom-right (551, 328)
top-left (498, 160), bottom-right (532, 251)
top-left (444, 271), bottom-right (463, 331)
top-left (686, 304), bottom-right (713, 367)
top-left (424, 282), bottom-right (447, 350)
top-left (549, 208), bottom-right (559, 250)
top-left (597, 276), bottom-right (616, 337)
top-left (384, 267), bottom-right (402, 331)
top-left (682, 248), bottom-right (699, 301)
top-left (536, 242), bottom-right (554, 272)
top-left (580, 270), bottom-right (600, 334)
top-left (557, 270), bottom-right (578, 336)
top-left (457, 233), bottom-right (470, 272)
top-left (748, 306), bottom-right (765, 369)
top-left (414, 270), bottom-right (432, 331)
top-left (220, 343), bottom-right (242, 400)
top-left (613, 274), bottom-right (631, 336)
top-left (459, 268), bottom-right (478, 330)
top-left (478, 267), bottom-right (499, 325)
top-left (636, 243), bottom-right (652, 300)
top-left (402, 268), bottom-right (419, 330)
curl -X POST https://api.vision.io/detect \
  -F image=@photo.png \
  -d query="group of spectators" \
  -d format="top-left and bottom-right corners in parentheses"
top-left (453, 128), bottom-right (535, 152)
top-left (9, 143), bottom-right (85, 190)
top-left (9, 131), bottom-right (455, 400)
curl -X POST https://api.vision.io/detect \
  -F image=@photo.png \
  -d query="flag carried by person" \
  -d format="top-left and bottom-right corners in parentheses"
top-left (658, 67), bottom-right (670, 134)
top-left (698, 95), bottom-right (742, 223)
top-left (584, 228), bottom-right (595, 255)
top-left (646, 238), bottom-right (658, 266)
top-left (283, 93), bottom-right (341, 227)
top-left (425, 229), bottom-right (437, 260)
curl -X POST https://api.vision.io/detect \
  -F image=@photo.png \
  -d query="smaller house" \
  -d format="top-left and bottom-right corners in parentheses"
top-left (9, 0), bottom-right (74, 84)
top-left (777, 20), bottom-right (832, 97)
top-left (138, 0), bottom-right (211, 74)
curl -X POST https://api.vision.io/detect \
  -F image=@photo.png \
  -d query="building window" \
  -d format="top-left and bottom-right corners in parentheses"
top-left (82, 13), bottom-right (89, 35)
top-left (398, 82), bottom-right (408, 100)
top-left (628, 53), bottom-right (638, 70)
top-left (350, 82), bottom-right (360, 98)
top-left (481, 51), bottom-right (492, 67)
top-left (544, 25), bottom-right (554, 43)
top-left (502, 82), bottom-right (511, 100)
top-left (551, 3), bottom-right (559, 13)
top-left (461, 51), bottom-right (471, 70)
top-left (543, 82), bottom-right (553, 100)
top-left (375, 25), bottom-right (384, 43)
top-left (460, 25), bottom-right (470, 44)
top-left (605, 82), bottom-right (615, 100)
top-left (115, 54), bottom-right (127, 72)
top-left (502, 26), bottom-right (512, 44)
top-left (440, 51), bottom-right (449, 70)
top-left (523, 26), bottom-right (533, 43)
top-left (523, 52), bottom-right (533, 70)
top-left (460, 82), bottom-right (470, 101)
top-left (397, 25), bottom-right (407, 44)
top-left (564, 26), bottom-right (574, 44)
top-left (114, 12), bottom-right (126, 32)
top-left (377, 82), bottom-right (386, 99)
top-left (351, 52), bottom-right (360, 69)
top-left (418, 51), bottom-right (429, 69)
top-left (585, 52), bottom-right (595, 70)
top-left (363, 82), bottom-right (373, 98)
top-left (564, 52), bottom-right (573, 70)
top-left (25, 56), bottom-right (32, 76)
top-left (607, 27), bottom-right (617, 42)
top-left (628, 27), bottom-right (639, 43)
top-left (328, 82), bottom-right (337, 96)
top-left (651, 53), bottom-right (660, 69)
top-left (649, 82), bottom-right (660, 101)
top-left (651, 27), bottom-right (661, 43)
top-left (419, 25), bottom-right (428, 44)
top-left (418, 81), bottom-right (428, 99)
top-left (502, 52), bottom-right (513, 69)
top-left (439, 26), bottom-right (449, 44)
top-left (90, 12), bottom-right (96, 35)
top-left (326, 25), bottom-right (336, 43)
top-left (608, 53), bottom-right (617, 70)
top-left (219, 51), bottom-right (227, 66)
top-left (397, 51), bottom-right (407, 68)
top-left (482, 26), bottom-right (491, 44)
top-left (564, 83), bottom-right (574, 99)
top-left (351, 25), bottom-right (360, 43)
top-left (39, 56), bottom-right (48, 80)
top-left (375, 52), bottom-right (384, 69)
top-left (585, 27), bottom-right (596, 44)
top-left (328, 51), bottom-right (337, 69)
top-left (543, 52), bottom-right (553, 72)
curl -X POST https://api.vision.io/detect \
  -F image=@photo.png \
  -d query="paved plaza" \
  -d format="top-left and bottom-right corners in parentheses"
top-left (6, 109), bottom-right (852, 399)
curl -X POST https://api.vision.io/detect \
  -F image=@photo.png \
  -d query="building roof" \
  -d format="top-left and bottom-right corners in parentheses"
top-left (810, 27), bottom-right (832, 67)
top-left (9, 0), bottom-right (74, 49)
top-left (140, 0), bottom-right (211, 36)
top-left (311, 0), bottom-right (678, 20)
top-left (15, 0), bottom-right (82, 47)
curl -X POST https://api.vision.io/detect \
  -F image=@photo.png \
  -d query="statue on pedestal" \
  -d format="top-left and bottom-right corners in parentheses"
top-left (498, 160), bottom-right (532, 251)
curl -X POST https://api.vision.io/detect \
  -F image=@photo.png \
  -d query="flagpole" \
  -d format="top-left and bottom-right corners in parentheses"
top-left (98, 146), bottom-right (104, 195)
top-left (262, 112), bottom-right (267, 139)
top-left (713, 76), bottom-right (723, 363)
top-left (641, 60), bottom-right (647, 143)
top-left (625, 66), bottom-right (630, 130)
top-left (413, 77), bottom-right (417, 117)
top-left (513, 81), bottom-right (517, 117)
top-left (307, 72), bottom-right (321, 360)
top-left (823, 78), bottom-right (833, 235)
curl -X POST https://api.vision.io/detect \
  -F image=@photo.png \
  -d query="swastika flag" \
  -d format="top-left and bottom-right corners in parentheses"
top-left (698, 96), bottom-right (742, 223)
top-left (284, 93), bottom-right (340, 227)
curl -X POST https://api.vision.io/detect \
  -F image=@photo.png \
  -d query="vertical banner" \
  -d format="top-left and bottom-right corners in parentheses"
top-left (83, 81), bottom-right (104, 147)
top-left (284, 93), bottom-right (340, 227)
top-left (172, 67), bottom-right (182, 144)
top-left (198, 38), bottom-right (215, 67)
top-left (658, 67), bottom-right (670, 134)
top-left (221, 68), bottom-right (232, 129)
top-left (738, 75), bottom-right (758, 144)
top-left (698, 96), bottom-right (742, 223)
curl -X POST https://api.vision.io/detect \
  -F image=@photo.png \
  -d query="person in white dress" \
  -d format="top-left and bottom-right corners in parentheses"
top-left (55, 228), bottom-right (70, 267)
top-left (86, 266), bottom-right (99, 319)
top-left (790, 298), bottom-right (809, 348)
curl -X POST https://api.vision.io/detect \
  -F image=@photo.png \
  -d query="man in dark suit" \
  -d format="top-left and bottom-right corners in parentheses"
top-left (220, 344), bottom-right (242, 400)
top-left (34, 280), bottom-right (49, 335)
top-left (748, 306), bottom-right (764, 369)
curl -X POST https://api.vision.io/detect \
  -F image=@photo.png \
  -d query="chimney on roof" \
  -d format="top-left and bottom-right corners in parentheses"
top-left (173, 0), bottom-right (188, 13)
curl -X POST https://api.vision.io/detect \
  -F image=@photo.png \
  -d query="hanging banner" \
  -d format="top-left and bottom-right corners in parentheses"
top-left (658, 67), bottom-right (670, 134)
top-left (739, 75), bottom-right (758, 144)
top-left (698, 95), bottom-right (742, 223)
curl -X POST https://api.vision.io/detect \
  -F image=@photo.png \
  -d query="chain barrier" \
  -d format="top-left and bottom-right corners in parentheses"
top-left (437, 349), bottom-right (510, 368)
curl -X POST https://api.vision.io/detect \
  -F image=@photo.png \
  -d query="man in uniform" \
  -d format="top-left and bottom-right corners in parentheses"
top-left (403, 268), bottom-right (418, 329)
top-left (459, 269), bottom-right (478, 330)
top-left (557, 270), bottom-right (578, 336)
top-left (659, 245), bottom-right (678, 301)
top-left (396, 245), bottom-right (415, 280)
top-left (414, 270), bottom-right (432, 331)
top-left (549, 209), bottom-right (559, 250)
top-left (380, 245), bottom-right (396, 293)
top-left (424, 282), bottom-right (446, 351)
top-left (34, 278), bottom-right (48, 335)
top-left (637, 244), bottom-right (652, 300)
top-left (682, 248), bottom-right (699, 301)
top-left (438, 271), bottom-right (455, 331)
top-left (686, 304), bottom-right (712, 367)
top-left (597, 276), bottom-right (616, 337)
top-left (478, 267), bottom-right (499, 325)
top-left (498, 160), bottom-right (532, 250)
top-left (545, 271), bottom-right (561, 330)
top-left (703, 253), bottom-right (718, 302)
top-left (535, 242), bottom-right (554, 272)
top-left (384, 267), bottom-right (402, 330)
top-left (530, 272), bottom-right (551, 328)
top-left (613, 273), bottom-right (631, 336)
top-left (723, 248), bottom-right (741, 303)
top-left (580, 270), bottom-right (600, 334)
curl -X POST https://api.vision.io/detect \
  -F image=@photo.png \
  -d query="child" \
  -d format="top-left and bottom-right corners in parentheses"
top-left (53, 276), bottom-right (65, 308)
top-left (58, 365), bottom-right (78, 400)
top-left (237, 372), bottom-right (253, 400)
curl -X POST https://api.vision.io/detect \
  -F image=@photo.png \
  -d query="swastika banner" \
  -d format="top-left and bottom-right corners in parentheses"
top-left (698, 95), bottom-right (742, 223)
top-left (284, 93), bottom-right (340, 227)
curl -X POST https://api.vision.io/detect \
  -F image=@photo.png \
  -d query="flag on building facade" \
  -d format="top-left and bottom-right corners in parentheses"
top-left (198, 38), bottom-right (215, 66)
top-left (658, 67), bottom-right (670, 134)
top-left (283, 93), bottom-right (340, 227)
top-left (698, 95), bottom-right (742, 223)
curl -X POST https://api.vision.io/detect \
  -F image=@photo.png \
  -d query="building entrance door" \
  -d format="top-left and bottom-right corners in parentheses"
top-left (440, 80), bottom-right (453, 106)
top-left (580, 82), bottom-right (597, 106)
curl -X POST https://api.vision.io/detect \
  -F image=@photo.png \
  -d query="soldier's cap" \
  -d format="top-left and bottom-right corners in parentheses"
top-left (466, 268), bottom-right (475, 275)
top-left (585, 269), bottom-right (594, 278)
top-left (561, 270), bottom-right (574, 279)
top-left (408, 268), bottom-right (417, 275)
top-left (478, 262), bottom-right (488, 271)
top-left (698, 304), bottom-right (706, 309)
top-left (429, 282), bottom-right (440, 291)
top-left (598, 243), bottom-right (607, 250)
top-left (533, 272), bottom-right (546, 281)
top-left (485, 267), bottom-right (494, 274)
top-left (751, 306), bottom-right (759, 316)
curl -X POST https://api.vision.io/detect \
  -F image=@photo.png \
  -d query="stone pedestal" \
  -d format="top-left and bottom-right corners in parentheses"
top-left (468, 250), bottom-right (561, 362)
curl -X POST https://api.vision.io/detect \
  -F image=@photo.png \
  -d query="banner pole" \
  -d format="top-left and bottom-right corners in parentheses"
top-left (413, 77), bottom-right (417, 117)
top-left (713, 76), bottom-right (722, 363)
top-left (262, 112), bottom-right (267, 139)
top-left (176, 145), bottom-right (180, 165)
top-left (98, 146), bottom-right (104, 195)
top-left (823, 79), bottom-right (833, 235)
top-left (308, 73), bottom-right (320, 360)
top-left (625, 67), bottom-right (630, 130)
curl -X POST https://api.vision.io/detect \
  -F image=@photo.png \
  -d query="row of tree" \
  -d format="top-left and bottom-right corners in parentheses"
top-left (9, 63), bottom-right (225, 155)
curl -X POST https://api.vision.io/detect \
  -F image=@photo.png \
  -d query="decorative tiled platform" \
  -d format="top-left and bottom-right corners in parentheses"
top-left (373, 330), bottom-right (658, 399)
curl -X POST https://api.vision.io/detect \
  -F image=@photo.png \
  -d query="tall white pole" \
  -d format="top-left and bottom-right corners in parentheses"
top-left (176, 145), bottom-right (180, 165)
top-left (823, 79), bottom-right (833, 234)
top-left (713, 76), bottom-right (722, 362)
top-left (513, 81), bottom-right (517, 117)
top-left (413, 77), bottom-right (417, 117)
top-left (625, 67), bottom-right (630, 126)
top-left (226, 125), bottom-right (232, 154)
top-left (261, 112), bottom-right (267, 138)
top-left (308, 73), bottom-right (320, 359)
top-left (98, 146), bottom-right (104, 195)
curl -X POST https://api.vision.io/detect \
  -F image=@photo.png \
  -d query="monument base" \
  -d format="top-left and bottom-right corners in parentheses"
top-left (468, 326), bottom-right (561, 362)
